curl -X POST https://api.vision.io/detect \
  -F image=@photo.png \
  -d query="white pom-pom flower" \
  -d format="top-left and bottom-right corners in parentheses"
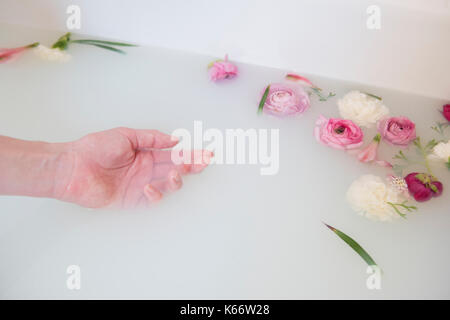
top-left (428, 140), bottom-right (450, 163)
top-left (338, 91), bottom-right (389, 128)
top-left (34, 45), bottom-right (71, 62)
top-left (346, 174), bottom-right (405, 222)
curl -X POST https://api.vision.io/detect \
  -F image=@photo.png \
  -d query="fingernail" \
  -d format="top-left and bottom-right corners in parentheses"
top-left (169, 171), bottom-right (183, 190)
top-left (173, 172), bottom-right (181, 184)
top-left (145, 185), bottom-right (162, 201)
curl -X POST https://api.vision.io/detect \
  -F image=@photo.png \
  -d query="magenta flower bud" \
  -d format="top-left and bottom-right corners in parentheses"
top-left (443, 104), bottom-right (450, 122)
top-left (412, 187), bottom-right (433, 202)
top-left (404, 172), bottom-right (443, 202)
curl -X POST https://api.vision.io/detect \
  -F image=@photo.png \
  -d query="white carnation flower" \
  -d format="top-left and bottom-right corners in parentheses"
top-left (346, 174), bottom-right (405, 222)
top-left (338, 91), bottom-right (389, 128)
top-left (34, 45), bottom-right (71, 62)
top-left (428, 140), bottom-right (450, 162)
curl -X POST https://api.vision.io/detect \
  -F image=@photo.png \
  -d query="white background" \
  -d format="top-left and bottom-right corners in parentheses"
top-left (1, 0), bottom-right (450, 100)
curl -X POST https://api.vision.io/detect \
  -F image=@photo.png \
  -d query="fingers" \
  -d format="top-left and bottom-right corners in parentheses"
top-left (120, 127), bottom-right (179, 150)
top-left (143, 170), bottom-right (183, 206)
top-left (151, 149), bottom-right (175, 163)
top-left (153, 149), bottom-right (213, 164)
top-left (151, 170), bottom-right (183, 192)
top-left (152, 150), bottom-right (213, 179)
top-left (143, 184), bottom-right (163, 203)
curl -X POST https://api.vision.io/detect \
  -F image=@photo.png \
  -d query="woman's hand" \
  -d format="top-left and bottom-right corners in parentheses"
top-left (0, 128), bottom-right (212, 209)
top-left (58, 127), bottom-right (211, 208)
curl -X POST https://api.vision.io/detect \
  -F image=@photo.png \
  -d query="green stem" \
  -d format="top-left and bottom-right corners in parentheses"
top-left (26, 42), bottom-right (40, 48)
top-left (311, 87), bottom-right (335, 102)
top-left (386, 202), bottom-right (407, 219)
top-left (423, 153), bottom-right (433, 176)
top-left (414, 138), bottom-right (434, 176)
top-left (387, 201), bottom-right (418, 219)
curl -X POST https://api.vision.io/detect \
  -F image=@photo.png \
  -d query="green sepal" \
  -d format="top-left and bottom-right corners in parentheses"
top-left (258, 85), bottom-right (270, 115)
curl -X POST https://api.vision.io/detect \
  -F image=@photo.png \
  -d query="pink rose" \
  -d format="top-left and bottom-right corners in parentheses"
top-left (377, 116), bottom-right (416, 146)
top-left (261, 83), bottom-right (310, 117)
top-left (443, 104), bottom-right (450, 122)
top-left (208, 54), bottom-right (238, 81)
top-left (0, 42), bottom-right (39, 63)
top-left (314, 115), bottom-right (364, 150)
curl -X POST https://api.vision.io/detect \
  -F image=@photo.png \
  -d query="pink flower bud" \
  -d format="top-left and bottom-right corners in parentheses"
top-left (208, 54), bottom-right (238, 81)
top-left (285, 73), bottom-right (317, 88)
top-left (443, 104), bottom-right (450, 122)
top-left (0, 42), bottom-right (38, 63)
top-left (357, 134), bottom-right (381, 163)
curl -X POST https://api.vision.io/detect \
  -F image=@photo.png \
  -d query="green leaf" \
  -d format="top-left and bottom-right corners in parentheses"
top-left (74, 42), bottom-right (126, 54)
top-left (52, 40), bottom-right (69, 50)
top-left (363, 92), bottom-right (382, 100)
top-left (258, 85), bottom-right (270, 115)
top-left (430, 184), bottom-right (438, 193)
top-left (373, 133), bottom-right (381, 142)
top-left (71, 39), bottom-right (137, 47)
top-left (393, 150), bottom-right (407, 161)
top-left (323, 222), bottom-right (378, 267)
top-left (207, 59), bottom-right (222, 69)
top-left (425, 139), bottom-right (438, 151)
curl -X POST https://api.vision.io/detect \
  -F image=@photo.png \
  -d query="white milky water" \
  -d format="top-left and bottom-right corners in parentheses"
top-left (0, 24), bottom-right (449, 299)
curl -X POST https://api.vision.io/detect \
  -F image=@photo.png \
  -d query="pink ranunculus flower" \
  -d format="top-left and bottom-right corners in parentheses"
top-left (443, 104), bottom-right (450, 122)
top-left (314, 115), bottom-right (364, 150)
top-left (208, 54), bottom-right (238, 81)
top-left (0, 42), bottom-right (39, 63)
top-left (261, 83), bottom-right (310, 117)
top-left (404, 172), bottom-right (443, 202)
top-left (377, 116), bottom-right (416, 146)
